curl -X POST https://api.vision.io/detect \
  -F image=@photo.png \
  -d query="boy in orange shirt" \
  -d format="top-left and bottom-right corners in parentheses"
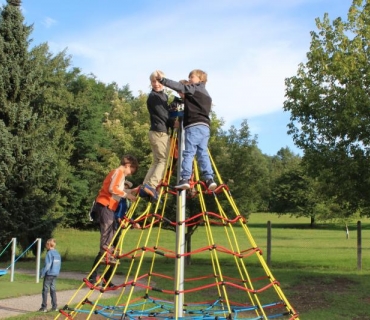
top-left (93, 154), bottom-right (139, 264)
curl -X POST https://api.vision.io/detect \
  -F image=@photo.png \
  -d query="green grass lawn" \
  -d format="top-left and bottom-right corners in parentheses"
top-left (1, 213), bottom-right (369, 320)
top-left (0, 273), bottom-right (79, 299)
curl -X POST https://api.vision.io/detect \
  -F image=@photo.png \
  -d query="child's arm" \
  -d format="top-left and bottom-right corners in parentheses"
top-left (40, 251), bottom-right (52, 278)
top-left (155, 71), bottom-right (197, 96)
top-left (109, 170), bottom-right (137, 202)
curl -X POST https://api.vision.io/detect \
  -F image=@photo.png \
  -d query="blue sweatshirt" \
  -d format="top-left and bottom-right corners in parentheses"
top-left (40, 249), bottom-right (61, 277)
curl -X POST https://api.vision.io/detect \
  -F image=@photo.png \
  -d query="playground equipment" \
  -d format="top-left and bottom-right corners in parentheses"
top-left (0, 238), bottom-right (42, 282)
top-left (56, 113), bottom-right (299, 319)
top-left (0, 238), bottom-right (15, 277)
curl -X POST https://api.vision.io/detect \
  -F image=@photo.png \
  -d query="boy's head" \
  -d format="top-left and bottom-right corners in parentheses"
top-left (188, 69), bottom-right (207, 84)
top-left (45, 238), bottom-right (56, 250)
top-left (150, 70), bottom-right (165, 92)
top-left (121, 154), bottom-right (139, 175)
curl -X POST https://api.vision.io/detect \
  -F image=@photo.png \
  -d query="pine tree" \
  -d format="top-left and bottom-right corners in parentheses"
top-left (0, 0), bottom-right (71, 252)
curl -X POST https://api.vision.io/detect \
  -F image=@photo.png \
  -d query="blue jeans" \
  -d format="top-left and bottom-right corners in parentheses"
top-left (181, 125), bottom-right (213, 180)
top-left (41, 275), bottom-right (57, 309)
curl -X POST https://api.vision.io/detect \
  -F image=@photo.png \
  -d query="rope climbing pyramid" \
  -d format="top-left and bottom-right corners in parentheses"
top-left (56, 123), bottom-right (299, 320)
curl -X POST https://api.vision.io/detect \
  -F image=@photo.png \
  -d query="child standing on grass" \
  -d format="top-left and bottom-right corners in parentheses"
top-left (39, 238), bottom-right (61, 313)
top-left (155, 69), bottom-right (217, 191)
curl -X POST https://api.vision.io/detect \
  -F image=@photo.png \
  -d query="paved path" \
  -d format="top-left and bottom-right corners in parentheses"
top-left (0, 269), bottom-right (133, 319)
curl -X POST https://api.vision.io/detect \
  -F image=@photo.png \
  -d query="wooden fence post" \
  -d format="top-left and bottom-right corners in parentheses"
top-left (357, 221), bottom-right (362, 271)
top-left (267, 221), bottom-right (271, 267)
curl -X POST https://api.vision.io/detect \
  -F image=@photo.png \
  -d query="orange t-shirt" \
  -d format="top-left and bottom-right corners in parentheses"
top-left (96, 169), bottom-right (127, 211)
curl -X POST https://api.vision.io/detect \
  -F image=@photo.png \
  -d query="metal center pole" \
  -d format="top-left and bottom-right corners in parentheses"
top-left (10, 237), bottom-right (16, 282)
top-left (175, 120), bottom-right (185, 317)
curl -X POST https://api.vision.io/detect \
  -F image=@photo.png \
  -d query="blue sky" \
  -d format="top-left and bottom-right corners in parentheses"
top-left (2, 0), bottom-right (353, 156)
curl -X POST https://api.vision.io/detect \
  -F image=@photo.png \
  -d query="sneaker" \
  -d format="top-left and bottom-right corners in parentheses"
top-left (142, 184), bottom-right (159, 200)
top-left (88, 276), bottom-right (98, 283)
top-left (175, 178), bottom-right (190, 190)
top-left (108, 256), bottom-right (119, 265)
top-left (38, 308), bottom-right (47, 312)
top-left (99, 256), bottom-right (119, 265)
top-left (206, 178), bottom-right (217, 191)
top-left (51, 308), bottom-right (59, 312)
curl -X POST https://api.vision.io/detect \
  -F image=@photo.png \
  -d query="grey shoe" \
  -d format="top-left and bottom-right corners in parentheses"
top-left (206, 178), bottom-right (217, 191)
top-left (108, 256), bottom-right (120, 265)
top-left (38, 308), bottom-right (47, 312)
top-left (175, 178), bottom-right (190, 190)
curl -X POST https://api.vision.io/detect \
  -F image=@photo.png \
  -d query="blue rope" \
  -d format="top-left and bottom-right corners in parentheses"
top-left (0, 239), bottom-right (14, 259)
top-left (5, 239), bottom-right (39, 270)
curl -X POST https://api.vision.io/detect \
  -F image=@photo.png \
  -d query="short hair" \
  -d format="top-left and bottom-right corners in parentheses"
top-left (150, 70), bottom-right (165, 81)
top-left (46, 238), bottom-right (56, 249)
top-left (189, 69), bottom-right (208, 83)
top-left (120, 154), bottom-right (139, 173)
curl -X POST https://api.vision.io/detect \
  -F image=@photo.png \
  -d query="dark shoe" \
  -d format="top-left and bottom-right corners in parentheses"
top-left (38, 308), bottom-right (47, 312)
top-left (138, 187), bottom-right (150, 198)
top-left (88, 275), bottom-right (99, 283)
top-left (175, 178), bottom-right (190, 190)
top-left (142, 184), bottom-right (159, 200)
top-left (206, 178), bottom-right (217, 191)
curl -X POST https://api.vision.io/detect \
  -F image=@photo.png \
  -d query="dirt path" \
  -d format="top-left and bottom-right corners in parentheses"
top-left (0, 269), bottom-right (132, 319)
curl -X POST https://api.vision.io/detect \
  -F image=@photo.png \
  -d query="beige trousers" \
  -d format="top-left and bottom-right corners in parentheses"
top-left (143, 131), bottom-right (170, 188)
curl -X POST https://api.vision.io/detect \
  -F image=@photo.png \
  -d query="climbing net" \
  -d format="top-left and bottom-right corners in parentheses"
top-left (56, 130), bottom-right (299, 320)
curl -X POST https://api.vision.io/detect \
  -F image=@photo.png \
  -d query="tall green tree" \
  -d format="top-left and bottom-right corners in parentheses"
top-left (0, 0), bottom-right (72, 252)
top-left (101, 89), bottom-right (150, 185)
top-left (284, 0), bottom-right (370, 216)
top-left (269, 165), bottom-right (319, 227)
top-left (213, 119), bottom-right (269, 213)
top-left (62, 75), bottom-right (120, 228)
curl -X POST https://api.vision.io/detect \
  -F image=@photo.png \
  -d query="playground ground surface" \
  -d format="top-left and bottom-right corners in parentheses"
top-left (1, 217), bottom-right (370, 319)
top-left (0, 269), bottom-right (143, 319)
top-left (0, 269), bottom-right (369, 320)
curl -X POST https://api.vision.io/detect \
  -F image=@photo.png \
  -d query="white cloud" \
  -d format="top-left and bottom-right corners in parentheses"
top-left (42, 17), bottom-right (57, 29)
top-left (41, 0), bottom-right (350, 129)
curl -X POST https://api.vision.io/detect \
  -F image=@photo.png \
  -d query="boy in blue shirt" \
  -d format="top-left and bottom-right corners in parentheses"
top-left (39, 238), bottom-right (61, 312)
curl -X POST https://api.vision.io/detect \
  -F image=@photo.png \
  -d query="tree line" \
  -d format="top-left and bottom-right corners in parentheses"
top-left (1, 0), bottom-right (369, 253)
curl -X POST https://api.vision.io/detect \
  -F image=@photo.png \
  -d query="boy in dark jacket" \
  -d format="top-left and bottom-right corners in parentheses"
top-left (141, 70), bottom-right (172, 200)
top-left (156, 69), bottom-right (217, 191)
top-left (39, 238), bottom-right (61, 312)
